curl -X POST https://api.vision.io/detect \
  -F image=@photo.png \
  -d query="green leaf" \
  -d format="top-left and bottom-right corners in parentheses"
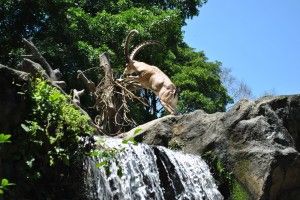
top-left (89, 149), bottom-right (101, 157)
top-left (1, 179), bottom-right (9, 187)
top-left (133, 127), bottom-right (143, 135)
top-left (21, 123), bottom-right (30, 132)
top-left (117, 167), bottom-right (123, 178)
top-left (0, 134), bottom-right (11, 143)
top-left (122, 137), bottom-right (137, 145)
top-left (96, 161), bottom-right (108, 168)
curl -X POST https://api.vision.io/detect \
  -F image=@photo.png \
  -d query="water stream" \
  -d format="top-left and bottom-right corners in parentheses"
top-left (84, 138), bottom-right (223, 200)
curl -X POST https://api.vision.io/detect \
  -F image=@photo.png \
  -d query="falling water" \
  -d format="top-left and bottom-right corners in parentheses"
top-left (84, 138), bottom-right (223, 200)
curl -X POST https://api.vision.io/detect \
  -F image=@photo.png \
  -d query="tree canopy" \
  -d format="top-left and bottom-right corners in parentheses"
top-left (0, 0), bottom-right (231, 123)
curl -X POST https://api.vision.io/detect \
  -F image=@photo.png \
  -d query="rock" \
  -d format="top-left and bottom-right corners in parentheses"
top-left (122, 95), bottom-right (300, 200)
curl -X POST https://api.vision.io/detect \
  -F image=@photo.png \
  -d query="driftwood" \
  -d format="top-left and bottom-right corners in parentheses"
top-left (20, 38), bottom-right (147, 136)
top-left (94, 54), bottom-right (140, 135)
top-left (20, 38), bottom-right (100, 133)
top-left (22, 38), bottom-right (61, 81)
top-left (75, 53), bottom-right (148, 135)
top-left (77, 70), bottom-right (96, 93)
top-left (72, 89), bottom-right (85, 106)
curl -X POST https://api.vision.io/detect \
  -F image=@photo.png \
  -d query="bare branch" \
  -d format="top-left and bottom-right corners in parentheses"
top-left (20, 58), bottom-right (49, 79)
top-left (22, 38), bottom-right (60, 81)
top-left (77, 70), bottom-right (96, 93)
top-left (72, 89), bottom-right (85, 106)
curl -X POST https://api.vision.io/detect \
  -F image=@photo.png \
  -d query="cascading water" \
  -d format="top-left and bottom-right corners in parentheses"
top-left (84, 138), bottom-right (223, 200)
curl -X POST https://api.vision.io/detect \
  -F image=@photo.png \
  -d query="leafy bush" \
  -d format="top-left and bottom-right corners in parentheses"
top-left (2, 78), bottom-right (96, 199)
top-left (0, 133), bottom-right (14, 195)
top-left (21, 78), bottom-right (95, 167)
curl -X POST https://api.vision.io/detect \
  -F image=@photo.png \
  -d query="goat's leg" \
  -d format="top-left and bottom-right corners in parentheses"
top-left (160, 100), bottom-right (176, 115)
top-left (116, 75), bottom-right (139, 82)
top-left (126, 75), bottom-right (139, 80)
top-left (124, 75), bottom-right (141, 85)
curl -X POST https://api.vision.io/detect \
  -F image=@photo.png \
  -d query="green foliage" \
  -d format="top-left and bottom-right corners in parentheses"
top-left (173, 47), bottom-right (232, 113)
top-left (1, 78), bottom-right (95, 198)
top-left (90, 138), bottom-right (126, 177)
top-left (21, 78), bottom-right (95, 167)
top-left (0, 133), bottom-right (11, 143)
top-left (231, 179), bottom-right (250, 200)
top-left (0, 133), bottom-right (14, 195)
top-left (122, 137), bottom-right (138, 145)
top-left (0, 0), bottom-right (231, 122)
top-left (5, 78), bottom-right (94, 197)
top-left (0, 178), bottom-right (14, 195)
top-left (121, 127), bottom-right (142, 145)
top-left (133, 127), bottom-right (143, 135)
top-left (89, 148), bottom-right (119, 169)
top-left (202, 151), bottom-right (250, 200)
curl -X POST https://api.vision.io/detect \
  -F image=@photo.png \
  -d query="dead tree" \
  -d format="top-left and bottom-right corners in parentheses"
top-left (20, 38), bottom-right (146, 136)
top-left (77, 53), bottom-right (146, 135)
top-left (19, 38), bottom-right (100, 133)
top-left (20, 38), bottom-right (66, 89)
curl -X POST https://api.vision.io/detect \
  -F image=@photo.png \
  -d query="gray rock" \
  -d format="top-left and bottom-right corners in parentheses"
top-left (122, 96), bottom-right (300, 200)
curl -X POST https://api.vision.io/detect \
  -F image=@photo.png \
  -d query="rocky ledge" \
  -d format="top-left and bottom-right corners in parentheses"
top-left (122, 95), bottom-right (300, 200)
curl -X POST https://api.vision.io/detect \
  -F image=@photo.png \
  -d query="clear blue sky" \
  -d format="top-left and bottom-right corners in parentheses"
top-left (183, 0), bottom-right (300, 98)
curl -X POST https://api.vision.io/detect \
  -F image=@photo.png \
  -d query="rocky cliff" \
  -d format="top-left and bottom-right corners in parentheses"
top-left (122, 95), bottom-right (300, 200)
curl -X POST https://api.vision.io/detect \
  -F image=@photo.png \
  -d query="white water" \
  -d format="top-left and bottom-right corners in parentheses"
top-left (84, 138), bottom-right (223, 200)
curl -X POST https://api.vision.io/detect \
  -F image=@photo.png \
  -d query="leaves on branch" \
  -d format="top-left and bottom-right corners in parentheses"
top-left (19, 39), bottom-right (147, 136)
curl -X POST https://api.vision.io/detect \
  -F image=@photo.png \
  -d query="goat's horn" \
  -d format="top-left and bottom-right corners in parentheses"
top-left (124, 29), bottom-right (139, 63)
top-left (129, 40), bottom-right (163, 60)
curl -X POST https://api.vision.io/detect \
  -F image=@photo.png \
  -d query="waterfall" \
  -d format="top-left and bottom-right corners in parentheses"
top-left (84, 138), bottom-right (223, 200)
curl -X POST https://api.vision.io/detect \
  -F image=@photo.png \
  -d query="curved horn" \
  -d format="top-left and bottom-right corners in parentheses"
top-left (124, 29), bottom-right (139, 63)
top-left (129, 40), bottom-right (162, 60)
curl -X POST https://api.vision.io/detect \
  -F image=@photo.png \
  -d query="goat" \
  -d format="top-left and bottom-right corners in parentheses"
top-left (121, 30), bottom-right (178, 115)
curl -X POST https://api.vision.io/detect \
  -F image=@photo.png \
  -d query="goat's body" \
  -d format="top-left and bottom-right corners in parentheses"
top-left (124, 61), bottom-right (178, 114)
top-left (122, 29), bottom-right (178, 115)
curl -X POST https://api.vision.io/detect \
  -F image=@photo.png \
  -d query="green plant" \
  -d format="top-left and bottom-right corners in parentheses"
top-left (231, 179), bottom-right (249, 200)
top-left (0, 133), bottom-right (11, 143)
top-left (21, 78), bottom-right (95, 166)
top-left (0, 78), bottom-right (97, 199)
top-left (0, 178), bottom-right (15, 195)
top-left (1, 0), bottom-right (231, 123)
top-left (133, 127), bottom-right (143, 135)
top-left (89, 148), bottom-right (118, 168)
top-left (202, 151), bottom-right (250, 200)
top-left (0, 133), bottom-right (14, 195)
top-left (10, 78), bottom-right (96, 197)
top-left (0, 78), bottom-right (97, 198)
top-left (89, 138), bottom-right (125, 178)
top-left (121, 127), bottom-right (141, 145)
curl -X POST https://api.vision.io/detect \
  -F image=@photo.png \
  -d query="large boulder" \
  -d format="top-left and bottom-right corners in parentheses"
top-left (122, 95), bottom-right (300, 200)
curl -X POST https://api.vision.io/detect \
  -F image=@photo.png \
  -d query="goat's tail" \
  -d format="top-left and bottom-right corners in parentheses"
top-left (124, 29), bottom-right (139, 63)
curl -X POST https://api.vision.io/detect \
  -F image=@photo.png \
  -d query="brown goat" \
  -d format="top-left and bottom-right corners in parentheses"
top-left (121, 30), bottom-right (178, 114)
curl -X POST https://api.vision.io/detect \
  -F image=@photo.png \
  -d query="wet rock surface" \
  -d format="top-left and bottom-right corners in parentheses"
top-left (123, 95), bottom-right (300, 200)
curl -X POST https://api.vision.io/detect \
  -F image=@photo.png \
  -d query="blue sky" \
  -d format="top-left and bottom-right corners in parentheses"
top-left (183, 0), bottom-right (300, 98)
